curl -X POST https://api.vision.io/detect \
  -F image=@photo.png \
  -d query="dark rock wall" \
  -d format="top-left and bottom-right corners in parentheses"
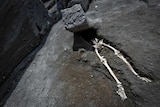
top-left (0, 0), bottom-right (52, 103)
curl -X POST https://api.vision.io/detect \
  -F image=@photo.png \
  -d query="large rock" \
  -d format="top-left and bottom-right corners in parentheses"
top-left (67, 0), bottom-right (90, 12)
top-left (0, 0), bottom-right (52, 105)
top-left (61, 4), bottom-right (90, 32)
top-left (45, 0), bottom-right (70, 24)
top-left (48, 3), bottom-right (62, 24)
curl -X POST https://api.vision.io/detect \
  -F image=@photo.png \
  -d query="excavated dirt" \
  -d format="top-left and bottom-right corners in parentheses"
top-left (50, 51), bottom-right (133, 107)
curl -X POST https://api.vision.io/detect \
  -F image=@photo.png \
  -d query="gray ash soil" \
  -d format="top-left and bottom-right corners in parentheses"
top-left (2, 0), bottom-right (160, 107)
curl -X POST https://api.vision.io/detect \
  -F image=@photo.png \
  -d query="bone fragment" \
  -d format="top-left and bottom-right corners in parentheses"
top-left (95, 38), bottom-right (151, 82)
top-left (93, 43), bottom-right (127, 100)
top-left (117, 83), bottom-right (127, 101)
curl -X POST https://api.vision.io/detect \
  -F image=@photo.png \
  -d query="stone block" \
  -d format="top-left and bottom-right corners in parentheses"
top-left (61, 4), bottom-right (89, 32)
top-left (67, 0), bottom-right (90, 12)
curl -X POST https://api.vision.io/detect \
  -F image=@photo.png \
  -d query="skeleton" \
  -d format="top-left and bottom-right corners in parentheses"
top-left (93, 38), bottom-right (151, 100)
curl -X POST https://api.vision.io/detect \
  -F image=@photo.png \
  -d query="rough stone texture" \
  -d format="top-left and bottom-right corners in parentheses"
top-left (41, 0), bottom-right (50, 3)
top-left (43, 0), bottom-right (55, 9)
top-left (0, 0), bottom-right (52, 105)
top-left (48, 3), bottom-right (62, 24)
top-left (59, 0), bottom-right (70, 9)
top-left (41, 0), bottom-right (70, 25)
top-left (147, 0), bottom-right (160, 6)
top-left (41, 0), bottom-right (92, 25)
top-left (61, 4), bottom-right (89, 32)
top-left (67, 0), bottom-right (90, 12)
top-left (3, 0), bottom-right (160, 107)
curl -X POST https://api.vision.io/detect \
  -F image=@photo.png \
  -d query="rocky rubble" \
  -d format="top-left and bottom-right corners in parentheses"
top-left (41, 0), bottom-right (92, 24)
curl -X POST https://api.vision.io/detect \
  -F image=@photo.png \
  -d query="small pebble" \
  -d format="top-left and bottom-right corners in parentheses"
top-left (90, 75), bottom-right (94, 78)
top-left (64, 48), bottom-right (67, 51)
top-left (2, 76), bottom-right (5, 79)
top-left (95, 5), bottom-right (98, 11)
top-left (47, 21), bottom-right (51, 25)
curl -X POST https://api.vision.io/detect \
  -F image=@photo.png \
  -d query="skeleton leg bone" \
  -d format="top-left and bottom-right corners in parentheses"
top-left (94, 38), bottom-right (151, 82)
top-left (94, 46), bottom-right (127, 100)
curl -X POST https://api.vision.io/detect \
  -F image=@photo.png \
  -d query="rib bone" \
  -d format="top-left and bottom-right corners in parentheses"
top-left (93, 42), bottom-right (127, 100)
top-left (95, 38), bottom-right (151, 82)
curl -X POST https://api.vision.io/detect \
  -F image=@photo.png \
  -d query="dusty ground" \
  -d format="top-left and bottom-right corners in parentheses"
top-left (3, 0), bottom-right (160, 107)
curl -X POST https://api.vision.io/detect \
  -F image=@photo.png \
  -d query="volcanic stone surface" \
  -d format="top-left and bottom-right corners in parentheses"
top-left (0, 0), bottom-right (52, 105)
top-left (3, 0), bottom-right (160, 107)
